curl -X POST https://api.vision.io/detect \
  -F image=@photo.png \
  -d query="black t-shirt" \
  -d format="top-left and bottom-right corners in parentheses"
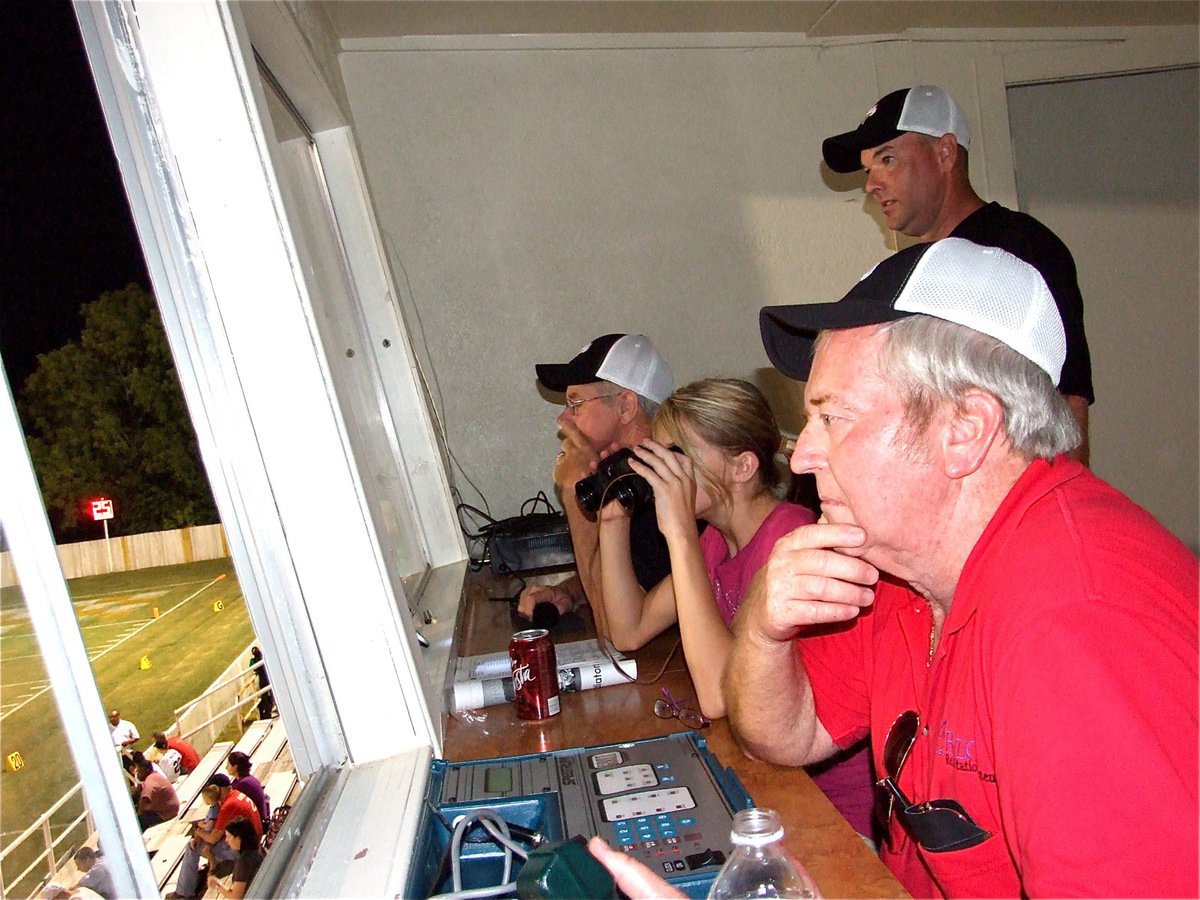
top-left (950, 202), bottom-right (1094, 403)
top-left (629, 502), bottom-right (704, 591)
top-left (232, 849), bottom-right (265, 887)
top-left (629, 502), bottom-right (671, 590)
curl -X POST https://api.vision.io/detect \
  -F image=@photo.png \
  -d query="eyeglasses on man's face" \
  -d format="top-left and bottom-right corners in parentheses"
top-left (653, 687), bottom-right (710, 730)
top-left (563, 392), bottom-right (622, 414)
top-left (875, 709), bottom-right (992, 853)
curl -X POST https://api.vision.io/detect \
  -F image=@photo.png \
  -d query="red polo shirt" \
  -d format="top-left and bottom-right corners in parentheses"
top-left (800, 458), bottom-right (1198, 897)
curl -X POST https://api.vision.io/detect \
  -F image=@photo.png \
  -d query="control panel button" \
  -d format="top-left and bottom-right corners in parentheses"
top-left (685, 848), bottom-right (726, 871)
top-left (590, 751), bottom-right (625, 769)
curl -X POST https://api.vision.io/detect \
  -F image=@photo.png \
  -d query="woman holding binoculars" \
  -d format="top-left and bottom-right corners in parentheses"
top-left (595, 377), bottom-right (874, 840)
top-left (595, 377), bottom-right (812, 717)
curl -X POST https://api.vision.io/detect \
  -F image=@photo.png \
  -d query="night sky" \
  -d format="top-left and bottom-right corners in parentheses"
top-left (1, 0), bottom-right (149, 392)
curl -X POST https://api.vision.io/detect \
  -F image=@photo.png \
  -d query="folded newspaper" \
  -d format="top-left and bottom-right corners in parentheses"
top-left (451, 638), bottom-right (637, 712)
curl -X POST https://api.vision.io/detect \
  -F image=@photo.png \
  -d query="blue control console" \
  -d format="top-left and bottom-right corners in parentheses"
top-left (407, 732), bottom-right (752, 898)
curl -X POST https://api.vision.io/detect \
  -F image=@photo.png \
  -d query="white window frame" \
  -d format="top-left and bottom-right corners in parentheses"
top-left (72, 0), bottom-right (465, 777)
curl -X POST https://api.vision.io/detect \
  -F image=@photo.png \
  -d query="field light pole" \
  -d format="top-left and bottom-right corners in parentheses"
top-left (91, 498), bottom-right (114, 573)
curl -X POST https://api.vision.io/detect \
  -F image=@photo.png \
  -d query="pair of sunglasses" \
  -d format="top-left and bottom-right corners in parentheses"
top-left (875, 710), bottom-right (992, 853)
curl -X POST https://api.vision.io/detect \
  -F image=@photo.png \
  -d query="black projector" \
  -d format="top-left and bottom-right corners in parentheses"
top-left (489, 512), bottom-right (576, 575)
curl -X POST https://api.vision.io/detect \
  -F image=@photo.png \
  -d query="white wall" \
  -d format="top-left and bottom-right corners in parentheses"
top-left (1009, 68), bottom-right (1199, 550)
top-left (338, 28), bottom-right (1198, 544)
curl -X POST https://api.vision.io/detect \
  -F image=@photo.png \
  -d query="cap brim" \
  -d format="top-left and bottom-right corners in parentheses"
top-left (534, 363), bottom-right (577, 393)
top-left (822, 123), bottom-right (907, 174)
top-left (760, 301), bottom-right (910, 380)
top-left (822, 131), bottom-right (870, 174)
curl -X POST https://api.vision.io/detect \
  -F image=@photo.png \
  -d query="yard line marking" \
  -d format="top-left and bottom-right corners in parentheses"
top-left (71, 579), bottom-right (212, 600)
top-left (1, 617), bottom-right (190, 643)
top-left (0, 575), bottom-right (228, 723)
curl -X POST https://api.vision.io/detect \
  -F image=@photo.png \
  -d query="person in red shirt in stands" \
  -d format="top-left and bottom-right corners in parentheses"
top-left (158, 731), bottom-right (200, 774)
top-left (168, 774), bottom-right (262, 899)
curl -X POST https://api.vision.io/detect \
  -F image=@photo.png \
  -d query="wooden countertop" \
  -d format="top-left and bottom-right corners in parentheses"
top-left (442, 570), bottom-right (908, 900)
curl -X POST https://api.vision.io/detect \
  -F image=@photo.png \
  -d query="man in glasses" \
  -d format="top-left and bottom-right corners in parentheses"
top-left (720, 239), bottom-right (1197, 897)
top-left (518, 334), bottom-right (674, 627)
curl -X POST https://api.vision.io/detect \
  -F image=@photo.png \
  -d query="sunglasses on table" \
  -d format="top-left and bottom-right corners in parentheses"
top-left (875, 709), bottom-right (992, 853)
top-left (653, 687), bottom-right (710, 730)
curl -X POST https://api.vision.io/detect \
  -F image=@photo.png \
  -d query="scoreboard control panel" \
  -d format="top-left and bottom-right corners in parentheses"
top-left (410, 732), bottom-right (751, 898)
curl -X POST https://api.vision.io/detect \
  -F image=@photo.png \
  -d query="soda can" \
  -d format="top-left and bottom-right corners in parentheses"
top-left (509, 628), bottom-right (560, 720)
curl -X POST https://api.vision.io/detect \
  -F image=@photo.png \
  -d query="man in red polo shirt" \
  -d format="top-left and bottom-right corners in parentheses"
top-left (591, 240), bottom-right (1198, 898)
top-left (731, 240), bottom-right (1198, 897)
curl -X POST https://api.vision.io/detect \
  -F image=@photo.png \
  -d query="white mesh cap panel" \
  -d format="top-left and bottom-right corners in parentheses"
top-left (895, 239), bottom-right (1066, 382)
top-left (897, 85), bottom-right (970, 149)
top-left (596, 334), bottom-right (674, 404)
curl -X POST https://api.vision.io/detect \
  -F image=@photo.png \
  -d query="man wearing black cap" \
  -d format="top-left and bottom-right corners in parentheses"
top-left (519, 334), bottom-right (675, 628)
top-left (589, 240), bottom-right (1197, 899)
top-left (735, 239), bottom-right (1195, 897)
top-left (822, 84), bottom-right (1093, 462)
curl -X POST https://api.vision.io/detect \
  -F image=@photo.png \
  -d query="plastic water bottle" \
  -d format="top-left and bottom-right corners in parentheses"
top-left (707, 808), bottom-right (819, 899)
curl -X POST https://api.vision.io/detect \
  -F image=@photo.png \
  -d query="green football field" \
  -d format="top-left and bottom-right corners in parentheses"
top-left (0, 557), bottom-right (254, 896)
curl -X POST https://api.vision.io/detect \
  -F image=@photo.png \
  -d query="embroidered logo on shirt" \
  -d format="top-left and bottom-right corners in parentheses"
top-left (935, 719), bottom-right (996, 782)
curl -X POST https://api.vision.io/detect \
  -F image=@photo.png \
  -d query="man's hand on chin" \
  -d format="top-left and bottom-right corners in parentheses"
top-left (554, 418), bottom-right (600, 492)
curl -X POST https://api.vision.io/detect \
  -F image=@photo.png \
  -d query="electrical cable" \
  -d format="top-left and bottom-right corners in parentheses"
top-left (382, 229), bottom-right (492, 517)
top-left (427, 810), bottom-right (530, 900)
top-left (457, 492), bottom-right (563, 571)
top-left (519, 491), bottom-right (557, 517)
top-left (590, 476), bottom-right (681, 686)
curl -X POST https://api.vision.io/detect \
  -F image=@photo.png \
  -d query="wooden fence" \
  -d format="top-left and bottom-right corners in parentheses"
top-left (0, 523), bottom-right (228, 585)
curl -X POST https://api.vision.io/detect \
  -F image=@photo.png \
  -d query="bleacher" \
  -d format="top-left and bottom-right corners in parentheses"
top-left (147, 718), bottom-right (298, 897)
top-left (143, 739), bottom-right (234, 886)
top-left (37, 718), bottom-right (299, 899)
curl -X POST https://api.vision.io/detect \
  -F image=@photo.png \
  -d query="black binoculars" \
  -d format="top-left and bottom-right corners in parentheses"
top-left (575, 446), bottom-right (682, 515)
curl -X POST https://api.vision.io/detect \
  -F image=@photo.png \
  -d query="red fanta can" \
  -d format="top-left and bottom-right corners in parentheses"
top-left (509, 628), bottom-right (560, 720)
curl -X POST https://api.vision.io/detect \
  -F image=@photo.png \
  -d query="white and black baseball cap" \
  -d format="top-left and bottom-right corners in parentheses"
top-left (760, 238), bottom-right (1067, 384)
top-left (822, 85), bottom-right (971, 174)
top-left (536, 333), bottom-right (674, 404)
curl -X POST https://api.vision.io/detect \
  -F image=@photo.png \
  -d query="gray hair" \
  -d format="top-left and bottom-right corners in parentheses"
top-left (636, 394), bottom-right (661, 420)
top-left (870, 316), bottom-right (1080, 460)
top-left (600, 381), bottom-right (659, 420)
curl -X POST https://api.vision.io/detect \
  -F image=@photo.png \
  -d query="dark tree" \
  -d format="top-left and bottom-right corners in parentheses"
top-left (20, 284), bottom-right (217, 541)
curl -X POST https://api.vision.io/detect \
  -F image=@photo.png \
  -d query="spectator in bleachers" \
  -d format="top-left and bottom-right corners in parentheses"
top-left (148, 731), bottom-right (199, 777)
top-left (169, 775), bottom-right (262, 899)
top-left (164, 734), bottom-right (201, 777)
top-left (69, 847), bottom-right (114, 900)
top-left (129, 750), bottom-right (165, 778)
top-left (134, 757), bottom-right (180, 831)
top-left (207, 818), bottom-right (264, 900)
top-left (225, 751), bottom-right (270, 826)
top-left (108, 709), bottom-right (139, 768)
top-left (249, 647), bottom-right (275, 719)
top-left (156, 745), bottom-right (185, 782)
top-left (124, 750), bottom-right (166, 800)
